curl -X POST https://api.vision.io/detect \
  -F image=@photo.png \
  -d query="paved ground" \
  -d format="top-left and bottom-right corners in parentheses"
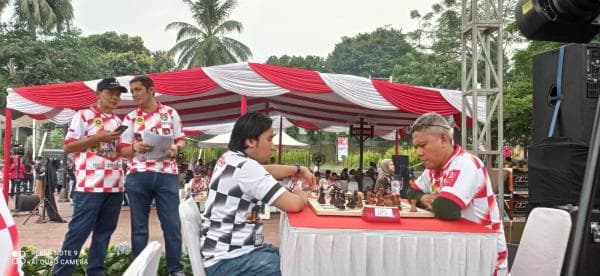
top-left (9, 194), bottom-right (280, 254)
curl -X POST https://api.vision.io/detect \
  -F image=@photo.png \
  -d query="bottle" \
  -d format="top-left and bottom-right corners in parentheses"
top-left (391, 175), bottom-right (401, 196)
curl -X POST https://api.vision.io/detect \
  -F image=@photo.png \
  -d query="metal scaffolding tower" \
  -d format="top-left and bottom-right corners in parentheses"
top-left (461, 0), bottom-right (504, 216)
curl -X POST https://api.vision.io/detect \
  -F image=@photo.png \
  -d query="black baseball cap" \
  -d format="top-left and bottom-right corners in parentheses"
top-left (97, 78), bottom-right (128, 93)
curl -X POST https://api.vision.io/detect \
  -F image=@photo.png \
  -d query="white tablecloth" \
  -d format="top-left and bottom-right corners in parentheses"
top-left (279, 213), bottom-right (499, 276)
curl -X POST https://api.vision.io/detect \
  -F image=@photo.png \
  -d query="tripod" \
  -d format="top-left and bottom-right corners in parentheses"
top-left (22, 176), bottom-right (60, 225)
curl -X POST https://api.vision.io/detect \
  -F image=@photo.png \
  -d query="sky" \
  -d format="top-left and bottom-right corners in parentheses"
top-left (3, 0), bottom-right (439, 63)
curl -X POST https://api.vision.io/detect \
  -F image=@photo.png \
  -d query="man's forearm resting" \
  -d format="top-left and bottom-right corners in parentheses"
top-left (431, 197), bottom-right (461, 220)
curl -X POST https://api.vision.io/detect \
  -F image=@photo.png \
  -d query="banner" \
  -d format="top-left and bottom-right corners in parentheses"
top-left (337, 136), bottom-right (348, 162)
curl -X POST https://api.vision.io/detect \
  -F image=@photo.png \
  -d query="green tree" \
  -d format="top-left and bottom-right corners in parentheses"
top-left (393, 0), bottom-right (462, 89)
top-left (166, 0), bottom-right (252, 68)
top-left (0, 0), bottom-right (8, 17)
top-left (13, 0), bottom-right (74, 38)
top-left (327, 27), bottom-right (414, 78)
top-left (83, 32), bottom-right (149, 54)
top-left (82, 32), bottom-right (175, 75)
top-left (266, 55), bottom-right (331, 72)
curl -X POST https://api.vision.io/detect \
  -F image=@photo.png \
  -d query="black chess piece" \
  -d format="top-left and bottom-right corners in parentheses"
top-left (336, 192), bottom-right (346, 210)
top-left (318, 185), bottom-right (326, 204)
top-left (329, 189), bottom-right (337, 205)
top-left (347, 193), bottom-right (356, 209)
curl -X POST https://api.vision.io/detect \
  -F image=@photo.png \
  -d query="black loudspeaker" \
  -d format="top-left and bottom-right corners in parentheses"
top-left (17, 194), bottom-right (40, 211)
top-left (532, 43), bottom-right (600, 145)
top-left (529, 43), bottom-right (600, 208)
top-left (392, 155), bottom-right (409, 197)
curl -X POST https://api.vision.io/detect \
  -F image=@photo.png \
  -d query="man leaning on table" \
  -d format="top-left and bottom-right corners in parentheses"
top-left (406, 112), bottom-right (508, 275)
top-left (200, 111), bottom-right (316, 276)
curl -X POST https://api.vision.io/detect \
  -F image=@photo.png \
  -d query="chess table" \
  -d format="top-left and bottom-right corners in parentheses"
top-left (279, 206), bottom-right (500, 276)
top-left (308, 198), bottom-right (435, 218)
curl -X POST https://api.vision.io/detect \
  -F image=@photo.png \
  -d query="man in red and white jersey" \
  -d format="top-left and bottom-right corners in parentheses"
top-left (53, 78), bottom-right (127, 276)
top-left (406, 112), bottom-right (508, 276)
top-left (118, 75), bottom-right (186, 276)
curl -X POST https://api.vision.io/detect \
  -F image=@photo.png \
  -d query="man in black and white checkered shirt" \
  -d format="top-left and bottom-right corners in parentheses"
top-left (200, 112), bottom-right (316, 275)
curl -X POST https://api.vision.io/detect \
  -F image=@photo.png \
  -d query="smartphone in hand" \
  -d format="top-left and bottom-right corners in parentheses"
top-left (115, 125), bottom-right (128, 134)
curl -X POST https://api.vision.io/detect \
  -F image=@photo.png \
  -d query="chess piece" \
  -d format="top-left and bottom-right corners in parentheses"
top-left (356, 192), bottom-right (364, 209)
top-left (336, 192), bottom-right (346, 210)
top-left (393, 194), bottom-right (402, 210)
top-left (366, 192), bottom-right (376, 205)
top-left (384, 195), bottom-right (394, 207)
top-left (410, 199), bottom-right (418, 213)
top-left (318, 185), bottom-right (326, 204)
top-left (347, 193), bottom-right (356, 209)
top-left (329, 189), bottom-right (338, 205)
top-left (376, 192), bottom-right (385, 206)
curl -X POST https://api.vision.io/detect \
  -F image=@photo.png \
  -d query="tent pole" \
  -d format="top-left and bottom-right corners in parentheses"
top-left (32, 119), bottom-right (37, 158)
top-left (3, 108), bottom-right (12, 203)
top-left (395, 129), bottom-right (399, 156)
top-left (278, 115), bottom-right (283, 164)
top-left (240, 95), bottom-right (247, 115)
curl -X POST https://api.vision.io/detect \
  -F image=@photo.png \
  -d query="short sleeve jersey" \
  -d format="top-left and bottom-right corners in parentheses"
top-left (412, 145), bottom-right (508, 273)
top-left (1, 192), bottom-right (23, 275)
top-left (118, 102), bottom-right (185, 175)
top-left (200, 151), bottom-right (286, 267)
top-left (64, 106), bottom-right (124, 193)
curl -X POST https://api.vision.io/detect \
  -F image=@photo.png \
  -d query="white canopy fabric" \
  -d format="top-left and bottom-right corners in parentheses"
top-left (198, 130), bottom-right (309, 150)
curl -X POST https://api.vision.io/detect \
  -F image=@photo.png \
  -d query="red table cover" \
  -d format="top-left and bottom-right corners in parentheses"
top-left (287, 206), bottom-right (496, 234)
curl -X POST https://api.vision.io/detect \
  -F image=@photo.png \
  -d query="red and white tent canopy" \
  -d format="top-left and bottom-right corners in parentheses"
top-left (7, 62), bottom-right (485, 135)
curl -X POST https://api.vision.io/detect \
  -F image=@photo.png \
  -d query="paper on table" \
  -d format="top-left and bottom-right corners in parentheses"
top-left (142, 130), bottom-right (174, 160)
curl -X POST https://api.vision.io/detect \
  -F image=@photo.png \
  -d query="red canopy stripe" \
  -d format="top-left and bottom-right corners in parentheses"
top-left (148, 68), bottom-right (219, 96)
top-left (13, 82), bottom-right (95, 108)
top-left (270, 99), bottom-right (419, 121)
top-left (183, 129), bottom-right (203, 136)
top-left (27, 113), bottom-right (49, 120)
top-left (176, 98), bottom-right (266, 115)
top-left (286, 118), bottom-right (322, 130)
top-left (249, 63), bottom-right (332, 93)
top-left (373, 80), bottom-right (458, 115)
top-left (280, 93), bottom-right (373, 109)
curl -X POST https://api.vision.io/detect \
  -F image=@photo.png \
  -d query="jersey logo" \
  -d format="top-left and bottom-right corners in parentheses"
top-left (94, 118), bottom-right (103, 127)
top-left (444, 169), bottom-right (461, 187)
top-left (135, 117), bottom-right (144, 125)
top-left (160, 113), bottom-right (168, 121)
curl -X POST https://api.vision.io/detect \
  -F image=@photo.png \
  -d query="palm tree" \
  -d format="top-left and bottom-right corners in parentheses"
top-left (14, 0), bottom-right (74, 38)
top-left (166, 0), bottom-right (252, 68)
top-left (0, 0), bottom-right (9, 17)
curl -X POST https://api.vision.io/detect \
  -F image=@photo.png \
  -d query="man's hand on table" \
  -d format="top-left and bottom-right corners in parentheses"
top-left (420, 194), bottom-right (438, 210)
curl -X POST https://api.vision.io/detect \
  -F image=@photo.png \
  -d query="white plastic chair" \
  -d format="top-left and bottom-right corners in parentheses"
top-left (180, 198), bottom-right (207, 276)
top-left (123, 241), bottom-right (162, 276)
top-left (510, 207), bottom-right (572, 276)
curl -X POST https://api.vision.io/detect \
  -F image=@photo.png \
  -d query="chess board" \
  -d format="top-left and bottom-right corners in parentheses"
top-left (308, 198), bottom-right (435, 218)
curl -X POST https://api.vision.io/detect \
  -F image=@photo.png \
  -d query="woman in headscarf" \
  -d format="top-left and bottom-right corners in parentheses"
top-left (373, 159), bottom-right (395, 193)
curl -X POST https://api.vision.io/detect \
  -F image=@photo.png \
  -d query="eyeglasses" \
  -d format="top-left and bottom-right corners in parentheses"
top-left (410, 123), bottom-right (451, 133)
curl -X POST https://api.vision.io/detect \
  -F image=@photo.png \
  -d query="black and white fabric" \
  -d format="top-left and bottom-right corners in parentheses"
top-left (200, 151), bottom-right (286, 267)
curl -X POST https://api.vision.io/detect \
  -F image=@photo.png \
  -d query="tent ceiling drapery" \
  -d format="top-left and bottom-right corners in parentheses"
top-left (198, 130), bottom-right (309, 149)
top-left (6, 62), bottom-right (486, 136)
